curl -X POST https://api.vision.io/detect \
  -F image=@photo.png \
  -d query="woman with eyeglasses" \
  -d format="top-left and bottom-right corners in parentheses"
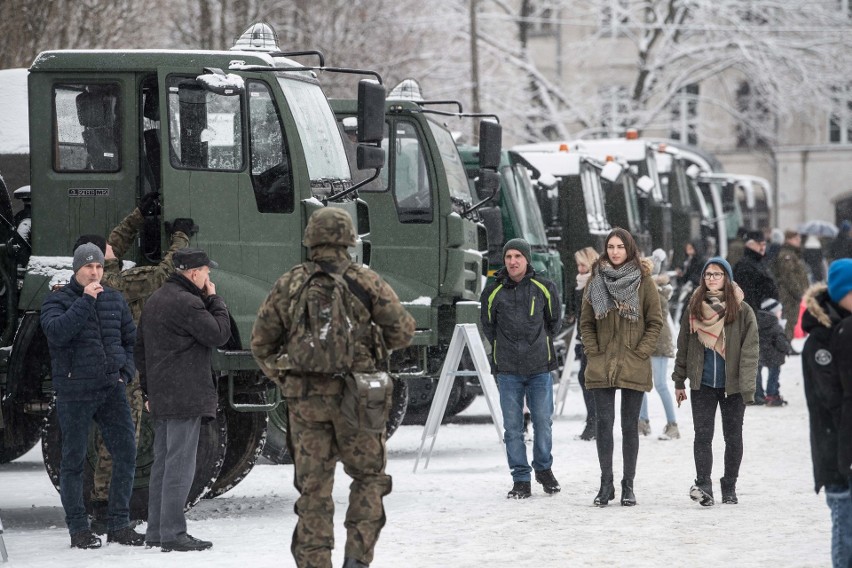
top-left (672, 257), bottom-right (759, 507)
top-left (579, 228), bottom-right (662, 507)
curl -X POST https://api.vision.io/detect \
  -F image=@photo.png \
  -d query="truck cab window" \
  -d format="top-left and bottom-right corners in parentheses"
top-left (392, 121), bottom-right (433, 223)
top-left (248, 81), bottom-right (293, 213)
top-left (167, 76), bottom-right (243, 171)
top-left (54, 83), bottom-right (121, 172)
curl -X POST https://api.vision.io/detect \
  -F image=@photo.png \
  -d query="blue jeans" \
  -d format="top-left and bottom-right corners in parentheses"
top-left (56, 381), bottom-right (136, 535)
top-left (496, 372), bottom-right (554, 481)
top-left (826, 485), bottom-right (852, 568)
top-left (757, 366), bottom-right (781, 397)
top-left (640, 357), bottom-right (677, 423)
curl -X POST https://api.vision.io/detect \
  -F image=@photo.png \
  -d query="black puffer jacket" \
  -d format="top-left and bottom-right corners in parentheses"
top-left (800, 284), bottom-right (852, 493)
top-left (756, 310), bottom-right (791, 368)
top-left (480, 267), bottom-right (561, 376)
top-left (733, 247), bottom-right (779, 310)
top-left (41, 277), bottom-right (136, 402)
top-left (136, 274), bottom-right (231, 419)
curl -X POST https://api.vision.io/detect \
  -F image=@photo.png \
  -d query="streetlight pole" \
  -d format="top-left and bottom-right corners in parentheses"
top-left (470, 0), bottom-right (481, 143)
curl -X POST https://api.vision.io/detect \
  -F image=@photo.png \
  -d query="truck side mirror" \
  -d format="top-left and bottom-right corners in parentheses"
top-left (357, 80), bottom-right (385, 144)
top-left (600, 161), bottom-right (623, 183)
top-left (478, 121), bottom-right (502, 170)
top-left (475, 169), bottom-right (501, 201)
top-left (636, 175), bottom-right (655, 194)
top-left (357, 145), bottom-right (385, 170)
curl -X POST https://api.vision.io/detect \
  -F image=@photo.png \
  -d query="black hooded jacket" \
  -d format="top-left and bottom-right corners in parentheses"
top-left (480, 267), bottom-right (562, 376)
top-left (733, 247), bottom-right (779, 310)
top-left (800, 284), bottom-right (852, 493)
top-left (756, 309), bottom-right (791, 368)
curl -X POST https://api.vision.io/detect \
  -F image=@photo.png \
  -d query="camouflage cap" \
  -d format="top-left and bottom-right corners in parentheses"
top-left (303, 208), bottom-right (357, 248)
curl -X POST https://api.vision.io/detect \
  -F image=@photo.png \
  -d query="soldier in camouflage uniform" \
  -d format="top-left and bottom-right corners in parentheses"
top-left (770, 230), bottom-right (810, 341)
top-left (251, 208), bottom-right (415, 568)
top-left (76, 193), bottom-right (192, 531)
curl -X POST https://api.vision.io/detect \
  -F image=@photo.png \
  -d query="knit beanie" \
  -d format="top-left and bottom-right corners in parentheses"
top-left (828, 259), bottom-right (852, 303)
top-left (73, 242), bottom-right (105, 273)
top-left (503, 238), bottom-right (531, 264)
top-left (702, 256), bottom-right (734, 282)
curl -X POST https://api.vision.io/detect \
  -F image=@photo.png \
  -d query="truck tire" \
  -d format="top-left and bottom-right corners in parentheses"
top-left (41, 402), bottom-right (227, 521)
top-left (204, 398), bottom-right (267, 498)
top-left (0, 404), bottom-right (42, 463)
top-left (261, 375), bottom-right (408, 465)
top-left (400, 377), bottom-right (464, 426)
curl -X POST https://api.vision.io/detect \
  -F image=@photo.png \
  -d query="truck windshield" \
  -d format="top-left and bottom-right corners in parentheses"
top-left (504, 164), bottom-right (548, 247)
top-left (427, 120), bottom-right (473, 205)
top-left (276, 76), bottom-right (350, 184)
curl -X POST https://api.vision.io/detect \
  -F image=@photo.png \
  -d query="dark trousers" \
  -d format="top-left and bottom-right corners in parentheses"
top-left (146, 417), bottom-right (201, 543)
top-left (690, 386), bottom-right (745, 480)
top-left (592, 387), bottom-right (644, 481)
top-left (57, 381), bottom-right (136, 535)
top-left (576, 351), bottom-right (596, 423)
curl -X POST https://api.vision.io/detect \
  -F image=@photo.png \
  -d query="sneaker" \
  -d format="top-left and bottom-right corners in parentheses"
top-left (107, 526), bottom-right (145, 546)
top-left (535, 469), bottom-right (561, 494)
top-left (161, 533), bottom-right (213, 552)
top-left (638, 418), bottom-right (651, 436)
top-left (577, 421), bottom-right (596, 441)
top-left (507, 481), bottom-right (531, 499)
top-left (70, 530), bottom-right (102, 549)
top-left (658, 422), bottom-right (680, 440)
top-left (764, 395), bottom-right (788, 407)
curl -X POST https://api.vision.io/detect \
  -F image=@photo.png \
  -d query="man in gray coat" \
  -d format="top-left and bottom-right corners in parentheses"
top-left (135, 248), bottom-right (231, 552)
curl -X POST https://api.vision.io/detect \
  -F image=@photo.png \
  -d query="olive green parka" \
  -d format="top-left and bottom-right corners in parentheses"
top-left (579, 260), bottom-right (663, 392)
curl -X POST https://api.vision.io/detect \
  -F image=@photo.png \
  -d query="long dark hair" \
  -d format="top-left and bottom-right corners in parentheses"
top-left (687, 262), bottom-right (741, 324)
top-left (592, 227), bottom-right (643, 275)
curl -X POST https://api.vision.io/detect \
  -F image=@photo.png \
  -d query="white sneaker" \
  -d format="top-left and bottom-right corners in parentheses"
top-left (658, 422), bottom-right (680, 440)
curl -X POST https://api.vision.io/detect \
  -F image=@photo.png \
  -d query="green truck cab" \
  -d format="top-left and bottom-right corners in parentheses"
top-left (330, 81), bottom-right (501, 424)
top-left (0, 24), bottom-right (388, 517)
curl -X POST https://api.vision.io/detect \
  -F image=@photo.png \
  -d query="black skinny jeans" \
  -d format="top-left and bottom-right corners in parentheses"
top-left (690, 386), bottom-right (746, 481)
top-left (592, 387), bottom-right (644, 481)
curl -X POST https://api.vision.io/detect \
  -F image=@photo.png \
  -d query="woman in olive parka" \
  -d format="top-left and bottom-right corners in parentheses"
top-left (672, 257), bottom-right (759, 507)
top-left (580, 228), bottom-right (663, 507)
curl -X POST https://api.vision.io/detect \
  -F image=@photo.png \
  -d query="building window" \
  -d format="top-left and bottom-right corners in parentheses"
top-left (599, 0), bottom-right (629, 37)
top-left (599, 86), bottom-right (631, 136)
top-left (670, 84), bottom-right (699, 146)
top-left (829, 84), bottom-right (852, 144)
top-left (736, 81), bottom-right (773, 149)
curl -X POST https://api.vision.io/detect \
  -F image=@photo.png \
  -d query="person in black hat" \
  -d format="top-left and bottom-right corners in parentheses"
top-left (135, 247), bottom-right (230, 552)
top-left (733, 230), bottom-right (779, 311)
top-left (480, 237), bottom-right (562, 499)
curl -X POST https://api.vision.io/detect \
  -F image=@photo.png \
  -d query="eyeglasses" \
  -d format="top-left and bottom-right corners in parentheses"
top-left (704, 272), bottom-right (725, 280)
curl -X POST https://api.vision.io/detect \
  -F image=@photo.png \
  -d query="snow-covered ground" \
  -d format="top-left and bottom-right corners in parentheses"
top-left (0, 346), bottom-right (829, 567)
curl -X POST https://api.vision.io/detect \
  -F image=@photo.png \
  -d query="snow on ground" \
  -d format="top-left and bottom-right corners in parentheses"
top-left (0, 345), bottom-right (829, 567)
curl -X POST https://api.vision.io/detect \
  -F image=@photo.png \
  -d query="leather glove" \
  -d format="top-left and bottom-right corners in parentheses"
top-left (138, 192), bottom-right (161, 217)
top-left (165, 218), bottom-right (199, 238)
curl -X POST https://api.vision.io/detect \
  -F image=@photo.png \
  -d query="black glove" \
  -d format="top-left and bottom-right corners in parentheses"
top-left (138, 192), bottom-right (161, 217)
top-left (165, 218), bottom-right (198, 238)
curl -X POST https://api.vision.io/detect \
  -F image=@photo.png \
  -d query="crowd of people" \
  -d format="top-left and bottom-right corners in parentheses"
top-left (484, 225), bottom-right (851, 568)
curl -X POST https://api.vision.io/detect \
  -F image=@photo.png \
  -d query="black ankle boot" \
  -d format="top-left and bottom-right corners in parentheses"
top-left (689, 477), bottom-right (714, 506)
top-left (593, 477), bottom-right (615, 506)
top-left (620, 479), bottom-right (636, 506)
top-left (720, 477), bottom-right (738, 504)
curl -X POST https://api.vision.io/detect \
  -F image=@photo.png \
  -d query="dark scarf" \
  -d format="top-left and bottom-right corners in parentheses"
top-left (587, 261), bottom-right (642, 321)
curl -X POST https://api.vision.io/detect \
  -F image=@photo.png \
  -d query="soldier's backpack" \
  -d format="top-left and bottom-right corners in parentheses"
top-left (285, 261), bottom-right (357, 374)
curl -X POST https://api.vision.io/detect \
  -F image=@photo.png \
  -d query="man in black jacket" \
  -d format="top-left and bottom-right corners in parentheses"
top-left (801, 259), bottom-right (852, 568)
top-left (733, 231), bottom-right (780, 311)
top-left (480, 238), bottom-right (562, 499)
top-left (135, 248), bottom-right (231, 552)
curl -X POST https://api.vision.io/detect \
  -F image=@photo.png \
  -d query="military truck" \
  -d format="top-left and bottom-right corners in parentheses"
top-left (330, 81), bottom-right (501, 424)
top-left (0, 24), bottom-right (392, 517)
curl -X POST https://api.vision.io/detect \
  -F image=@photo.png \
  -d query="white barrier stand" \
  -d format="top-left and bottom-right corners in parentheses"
top-left (413, 324), bottom-right (503, 473)
top-left (0, 514), bottom-right (8, 562)
top-left (553, 326), bottom-right (577, 418)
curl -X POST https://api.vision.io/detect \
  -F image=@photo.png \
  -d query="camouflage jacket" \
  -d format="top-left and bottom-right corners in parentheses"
top-left (251, 245), bottom-right (415, 395)
top-left (101, 207), bottom-right (189, 323)
top-left (771, 243), bottom-right (810, 309)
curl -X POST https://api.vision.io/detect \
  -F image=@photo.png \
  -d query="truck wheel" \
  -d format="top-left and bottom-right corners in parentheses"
top-left (205, 398), bottom-right (267, 498)
top-left (400, 378), bottom-right (464, 426)
top-left (0, 403), bottom-right (42, 463)
top-left (41, 402), bottom-right (227, 520)
top-left (262, 376), bottom-right (408, 465)
top-left (446, 387), bottom-right (477, 417)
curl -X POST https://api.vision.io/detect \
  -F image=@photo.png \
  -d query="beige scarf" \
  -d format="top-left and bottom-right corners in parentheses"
top-left (688, 284), bottom-right (744, 359)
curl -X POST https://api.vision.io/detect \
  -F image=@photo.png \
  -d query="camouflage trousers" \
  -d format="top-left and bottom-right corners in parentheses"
top-left (782, 299), bottom-right (800, 341)
top-left (91, 376), bottom-right (144, 502)
top-left (286, 394), bottom-right (392, 568)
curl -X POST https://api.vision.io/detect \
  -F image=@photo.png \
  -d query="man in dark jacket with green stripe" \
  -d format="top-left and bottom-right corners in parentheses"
top-left (480, 238), bottom-right (562, 499)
